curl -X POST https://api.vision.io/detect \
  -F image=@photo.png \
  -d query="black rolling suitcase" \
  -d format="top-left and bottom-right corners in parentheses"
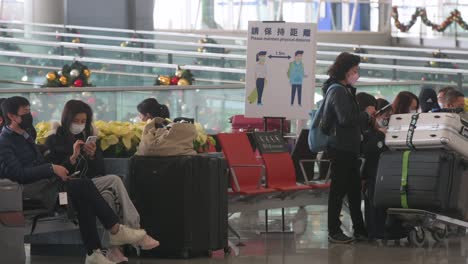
top-left (130, 154), bottom-right (229, 258)
top-left (373, 150), bottom-right (464, 213)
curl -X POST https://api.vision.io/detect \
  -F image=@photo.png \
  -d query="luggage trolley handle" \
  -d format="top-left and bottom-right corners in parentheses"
top-left (459, 126), bottom-right (468, 139)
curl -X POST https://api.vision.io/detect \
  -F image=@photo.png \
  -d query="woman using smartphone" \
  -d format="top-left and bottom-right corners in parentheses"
top-left (45, 100), bottom-right (159, 263)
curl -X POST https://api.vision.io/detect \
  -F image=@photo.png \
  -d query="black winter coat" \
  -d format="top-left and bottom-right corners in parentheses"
top-left (322, 79), bottom-right (369, 154)
top-left (45, 126), bottom-right (105, 179)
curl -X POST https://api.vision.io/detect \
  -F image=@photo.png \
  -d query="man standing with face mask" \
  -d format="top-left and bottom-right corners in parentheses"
top-left (287, 50), bottom-right (305, 106)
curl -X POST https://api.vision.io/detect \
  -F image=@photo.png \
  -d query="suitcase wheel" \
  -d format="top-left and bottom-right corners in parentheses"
top-left (429, 227), bottom-right (447, 242)
top-left (408, 227), bottom-right (427, 247)
top-left (224, 246), bottom-right (232, 256)
top-left (181, 250), bottom-right (190, 259)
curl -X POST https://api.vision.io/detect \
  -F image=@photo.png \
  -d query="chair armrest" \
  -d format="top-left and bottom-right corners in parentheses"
top-left (229, 164), bottom-right (266, 191)
top-left (358, 157), bottom-right (366, 177)
top-left (0, 179), bottom-right (23, 212)
top-left (298, 159), bottom-right (332, 183)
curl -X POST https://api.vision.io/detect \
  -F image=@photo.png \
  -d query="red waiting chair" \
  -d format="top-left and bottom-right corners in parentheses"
top-left (261, 152), bottom-right (314, 192)
top-left (217, 133), bottom-right (276, 195)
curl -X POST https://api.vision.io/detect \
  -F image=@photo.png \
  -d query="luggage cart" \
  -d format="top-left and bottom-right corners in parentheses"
top-left (387, 208), bottom-right (468, 247)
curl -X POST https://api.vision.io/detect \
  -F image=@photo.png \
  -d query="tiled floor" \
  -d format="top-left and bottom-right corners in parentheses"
top-left (28, 206), bottom-right (468, 264)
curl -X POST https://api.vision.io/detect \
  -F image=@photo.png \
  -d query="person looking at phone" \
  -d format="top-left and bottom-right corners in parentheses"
top-left (45, 100), bottom-right (159, 263)
top-left (0, 97), bottom-right (157, 264)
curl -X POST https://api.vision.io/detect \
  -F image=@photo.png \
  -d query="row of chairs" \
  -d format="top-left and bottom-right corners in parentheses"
top-left (217, 132), bottom-right (331, 198)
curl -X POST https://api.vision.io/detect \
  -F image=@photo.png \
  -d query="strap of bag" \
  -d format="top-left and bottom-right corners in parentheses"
top-left (406, 113), bottom-right (420, 150)
top-left (313, 83), bottom-right (341, 128)
top-left (400, 150), bottom-right (411, 209)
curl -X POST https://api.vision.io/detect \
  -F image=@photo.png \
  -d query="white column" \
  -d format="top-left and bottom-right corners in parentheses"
top-left (24, 0), bottom-right (64, 24)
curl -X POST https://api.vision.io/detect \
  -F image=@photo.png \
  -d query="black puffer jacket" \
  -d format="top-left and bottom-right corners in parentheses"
top-left (45, 126), bottom-right (105, 179)
top-left (322, 78), bottom-right (368, 154)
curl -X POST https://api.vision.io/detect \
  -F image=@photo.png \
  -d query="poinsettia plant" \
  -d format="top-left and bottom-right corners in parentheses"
top-left (193, 122), bottom-right (216, 153)
top-left (35, 119), bottom-right (216, 157)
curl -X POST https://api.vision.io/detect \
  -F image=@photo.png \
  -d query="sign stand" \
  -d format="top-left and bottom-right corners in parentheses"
top-left (261, 116), bottom-right (290, 233)
top-left (263, 116), bottom-right (286, 136)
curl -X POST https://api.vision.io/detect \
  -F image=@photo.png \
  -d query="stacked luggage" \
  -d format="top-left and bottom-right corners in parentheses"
top-left (374, 112), bottom-right (468, 244)
top-left (385, 112), bottom-right (468, 159)
top-left (0, 179), bottom-right (25, 264)
top-left (374, 150), bottom-right (464, 213)
top-left (130, 154), bottom-right (229, 258)
top-left (376, 112), bottom-right (468, 214)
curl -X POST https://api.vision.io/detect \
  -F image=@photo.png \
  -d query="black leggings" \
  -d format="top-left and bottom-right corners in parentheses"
top-left (67, 179), bottom-right (119, 254)
top-left (327, 148), bottom-right (366, 236)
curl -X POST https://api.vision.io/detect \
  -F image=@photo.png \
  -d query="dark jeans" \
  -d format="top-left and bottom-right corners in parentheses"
top-left (66, 179), bottom-right (119, 254)
top-left (256, 78), bottom-right (265, 104)
top-left (327, 148), bottom-right (366, 236)
top-left (291, 84), bottom-right (302, 105)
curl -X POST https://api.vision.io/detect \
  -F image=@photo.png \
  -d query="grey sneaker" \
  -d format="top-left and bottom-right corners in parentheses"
top-left (328, 233), bottom-right (355, 244)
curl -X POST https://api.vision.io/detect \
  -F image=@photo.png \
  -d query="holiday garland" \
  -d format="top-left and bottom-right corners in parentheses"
top-left (392, 6), bottom-right (468, 32)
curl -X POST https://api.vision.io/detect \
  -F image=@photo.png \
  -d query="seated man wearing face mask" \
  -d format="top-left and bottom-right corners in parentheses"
top-left (444, 89), bottom-right (465, 110)
top-left (0, 97), bottom-right (158, 264)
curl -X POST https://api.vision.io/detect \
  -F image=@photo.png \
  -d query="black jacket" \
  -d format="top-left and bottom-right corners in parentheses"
top-left (322, 79), bottom-right (368, 154)
top-left (45, 126), bottom-right (105, 179)
top-left (0, 126), bottom-right (55, 184)
top-left (361, 125), bottom-right (387, 181)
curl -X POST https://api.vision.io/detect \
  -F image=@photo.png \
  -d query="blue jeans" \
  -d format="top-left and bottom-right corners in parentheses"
top-left (291, 84), bottom-right (302, 105)
top-left (256, 78), bottom-right (265, 104)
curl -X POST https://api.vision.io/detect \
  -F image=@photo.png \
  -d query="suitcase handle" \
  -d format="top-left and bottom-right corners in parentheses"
top-left (460, 126), bottom-right (468, 139)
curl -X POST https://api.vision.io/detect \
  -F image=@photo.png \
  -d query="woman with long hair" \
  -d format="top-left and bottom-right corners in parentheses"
top-left (392, 91), bottom-right (419, 114)
top-left (137, 98), bottom-right (170, 121)
top-left (46, 100), bottom-right (159, 263)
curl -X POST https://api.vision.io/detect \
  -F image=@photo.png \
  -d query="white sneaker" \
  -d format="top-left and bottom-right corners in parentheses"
top-left (109, 224), bottom-right (147, 246)
top-left (85, 249), bottom-right (116, 264)
top-left (137, 234), bottom-right (160, 250)
top-left (105, 247), bottom-right (129, 263)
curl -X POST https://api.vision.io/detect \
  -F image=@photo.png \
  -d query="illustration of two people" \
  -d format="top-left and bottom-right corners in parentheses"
top-left (250, 50), bottom-right (305, 106)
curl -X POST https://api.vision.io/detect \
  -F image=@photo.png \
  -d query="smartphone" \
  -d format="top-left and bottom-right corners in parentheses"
top-left (86, 136), bottom-right (98, 144)
top-left (375, 103), bottom-right (392, 116)
top-left (69, 171), bottom-right (81, 178)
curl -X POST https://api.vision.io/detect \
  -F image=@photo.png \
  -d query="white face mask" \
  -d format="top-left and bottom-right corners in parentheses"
top-left (70, 123), bottom-right (85, 135)
top-left (347, 73), bottom-right (359, 85)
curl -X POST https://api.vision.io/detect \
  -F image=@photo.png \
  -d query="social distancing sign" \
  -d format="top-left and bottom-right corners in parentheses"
top-left (245, 21), bottom-right (317, 120)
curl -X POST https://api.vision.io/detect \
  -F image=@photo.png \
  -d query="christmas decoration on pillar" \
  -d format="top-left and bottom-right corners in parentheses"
top-left (154, 66), bottom-right (194, 86)
top-left (43, 61), bottom-right (93, 87)
top-left (195, 37), bottom-right (231, 67)
top-left (422, 52), bottom-right (458, 82)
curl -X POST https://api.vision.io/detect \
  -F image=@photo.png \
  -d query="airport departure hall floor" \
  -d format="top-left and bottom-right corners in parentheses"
top-left (28, 206), bottom-right (468, 264)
